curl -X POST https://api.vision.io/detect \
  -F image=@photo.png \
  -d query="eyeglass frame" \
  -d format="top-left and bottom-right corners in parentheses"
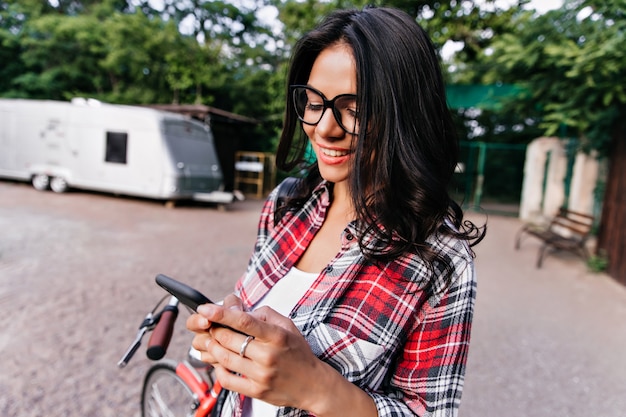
top-left (290, 85), bottom-right (359, 134)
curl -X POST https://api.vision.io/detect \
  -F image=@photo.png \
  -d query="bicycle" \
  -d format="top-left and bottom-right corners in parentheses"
top-left (118, 289), bottom-right (224, 417)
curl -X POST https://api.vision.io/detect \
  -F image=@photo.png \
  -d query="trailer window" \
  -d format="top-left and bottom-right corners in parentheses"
top-left (105, 131), bottom-right (128, 164)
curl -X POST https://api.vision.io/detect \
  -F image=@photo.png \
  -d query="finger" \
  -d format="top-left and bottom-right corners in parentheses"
top-left (186, 312), bottom-right (211, 332)
top-left (190, 333), bottom-right (218, 365)
top-left (206, 329), bottom-right (261, 376)
top-left (210, 327), bottom-right (258, 359)
top-left (199, 348), bottom-right (218, 365)
top-left (221, 293), bottom-right (244, 311)
top-left (250, 306), bottom-right (298, 333)
top-left (213, 362), bottom-right (273, 400)
top-left (190, 333), bottom-right (212, 352)
top-left (197, 303), bottom-right (269, 340)
top-left (212, 364), bottom-right (254, 394)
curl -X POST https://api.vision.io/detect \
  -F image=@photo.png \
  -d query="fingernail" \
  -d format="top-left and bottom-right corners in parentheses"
top-left (197, 304), bottom-right (214, 315)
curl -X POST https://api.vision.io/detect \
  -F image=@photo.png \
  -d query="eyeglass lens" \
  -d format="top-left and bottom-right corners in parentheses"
top-left (292, 86), bottom-right (358, 134)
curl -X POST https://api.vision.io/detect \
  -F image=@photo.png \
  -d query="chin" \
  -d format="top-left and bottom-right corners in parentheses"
top-left (318, 168), bottom-right (350, 184)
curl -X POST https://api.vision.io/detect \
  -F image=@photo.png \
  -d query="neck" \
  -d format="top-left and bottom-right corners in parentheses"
top-left (331, 181), bottom-right (355, 222)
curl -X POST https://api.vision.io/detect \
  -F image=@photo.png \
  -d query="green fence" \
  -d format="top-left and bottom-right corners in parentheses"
top-left (452, 141), bottom-right (528, 215)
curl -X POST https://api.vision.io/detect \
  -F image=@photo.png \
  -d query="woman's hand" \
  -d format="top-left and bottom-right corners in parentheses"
top-left (186, 294), bottom-right (378, 417)
top-left (188, 297), bottom-right (319, 408)
top-left (185, 293), bottom-right (243, 366)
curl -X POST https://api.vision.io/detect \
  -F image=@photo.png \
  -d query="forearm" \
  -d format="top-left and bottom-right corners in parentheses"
top-left (302, 359), bottom-right (378, 417)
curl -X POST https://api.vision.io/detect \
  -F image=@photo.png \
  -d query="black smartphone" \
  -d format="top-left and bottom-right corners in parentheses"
top-left (156, 273), bottom-right (247, 335)
top-left (155, 274), bottom-right (213, 311)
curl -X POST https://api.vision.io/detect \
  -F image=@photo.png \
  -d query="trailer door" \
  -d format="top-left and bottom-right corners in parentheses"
top-left (162, 119), bottom-right (223, 194)
top-left (0, 106), bottom-right (15, 173)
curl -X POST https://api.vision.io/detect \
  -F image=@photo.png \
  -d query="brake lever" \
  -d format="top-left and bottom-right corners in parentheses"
top-left (117, 312), bottom-right (157, 368)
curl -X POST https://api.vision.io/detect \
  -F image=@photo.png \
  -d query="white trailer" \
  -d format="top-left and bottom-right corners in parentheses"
top-left (0, 98), bottom-right (234, 205)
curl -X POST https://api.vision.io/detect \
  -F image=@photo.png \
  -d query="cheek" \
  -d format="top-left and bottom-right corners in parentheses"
top-left (302, 124), bottom-right (316, 142)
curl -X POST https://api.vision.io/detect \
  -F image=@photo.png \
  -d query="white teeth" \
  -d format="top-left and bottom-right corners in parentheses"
top-left (321, 148), bottom-right (349, 157)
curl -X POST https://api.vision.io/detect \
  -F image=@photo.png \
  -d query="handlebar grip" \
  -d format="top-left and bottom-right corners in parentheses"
top-left (146, 304), bottom-right (178, 360)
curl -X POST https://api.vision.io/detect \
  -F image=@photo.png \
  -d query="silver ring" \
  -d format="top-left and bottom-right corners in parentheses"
top-left (239, 335), bottom-right (255, 357)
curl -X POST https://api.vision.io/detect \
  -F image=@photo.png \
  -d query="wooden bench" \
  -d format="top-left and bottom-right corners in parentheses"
top-left (515, 207), bottom-right (595, 268)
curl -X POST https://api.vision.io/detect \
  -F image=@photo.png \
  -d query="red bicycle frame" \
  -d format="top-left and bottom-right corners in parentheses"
top-left (175, 361), bottom-right (223, 417)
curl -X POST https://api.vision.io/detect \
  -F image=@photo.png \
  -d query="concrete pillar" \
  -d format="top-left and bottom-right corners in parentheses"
top-left (519, 137), bottom-right (599, 222)
top-left (543, 140), bottom-right (567, 218)
top-left (519, 137), bottom-right (565, 222)
top-left (568, 151), bottom-right (598, 215)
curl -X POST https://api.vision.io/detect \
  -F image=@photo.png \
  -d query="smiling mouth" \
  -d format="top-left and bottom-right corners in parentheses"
top-left (320, 147), bottom-right (350, 157)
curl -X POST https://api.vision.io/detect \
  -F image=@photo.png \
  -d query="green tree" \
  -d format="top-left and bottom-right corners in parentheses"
top-left (0, 2), bottom-right (26, 96)
top-left (95, 11), bottom-right (179, 103)
top-left (15, 13), bottom-right (106, 99)
top-left (481, 0), bottom-right (626, 154)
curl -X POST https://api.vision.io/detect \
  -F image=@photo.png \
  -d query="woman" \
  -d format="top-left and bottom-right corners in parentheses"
top-left (188, 6), bottom-right (485, 417)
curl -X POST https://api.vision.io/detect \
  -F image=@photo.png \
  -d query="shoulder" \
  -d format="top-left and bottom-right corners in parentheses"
top-left (273, 178), bottom-right (330, 219)
top-left (258, 179), bottom-right (330, 233)
top-left (428, 230), bottom-right (474, 271)
top-left (380, 231), bottom-right (475, 296)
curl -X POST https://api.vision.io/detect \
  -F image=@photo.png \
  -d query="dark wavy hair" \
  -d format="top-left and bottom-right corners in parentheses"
top-left (276, 7), bottom-right (485, 273)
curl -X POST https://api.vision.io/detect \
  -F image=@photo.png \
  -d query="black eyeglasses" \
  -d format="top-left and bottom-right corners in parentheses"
top-left (290, 85), bottom-right (359, 134)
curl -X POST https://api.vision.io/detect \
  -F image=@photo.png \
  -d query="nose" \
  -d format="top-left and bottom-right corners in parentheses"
top-left (315, 108), bottom-right (345, 139)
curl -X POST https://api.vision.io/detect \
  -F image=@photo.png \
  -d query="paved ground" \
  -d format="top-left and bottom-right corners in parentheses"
top-left (0, 180), bottom-right (624, 417)
top-left (461, 211), bottom-right (626, 416)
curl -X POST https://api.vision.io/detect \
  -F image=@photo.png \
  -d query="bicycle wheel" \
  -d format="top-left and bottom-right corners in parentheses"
top-left (141, 361), bottom-right (199, 417)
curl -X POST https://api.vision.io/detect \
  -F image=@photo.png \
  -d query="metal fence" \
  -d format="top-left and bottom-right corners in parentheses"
top-left (452, 141), bottom-right (528, 216)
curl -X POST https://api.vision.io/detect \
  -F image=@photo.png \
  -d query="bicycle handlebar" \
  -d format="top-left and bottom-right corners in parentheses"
top-left (146, 297), bottom-right (179, 360)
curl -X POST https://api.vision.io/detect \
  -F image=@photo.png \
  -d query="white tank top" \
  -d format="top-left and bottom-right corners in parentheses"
top-left (244, 266), bottom-right (318, 417)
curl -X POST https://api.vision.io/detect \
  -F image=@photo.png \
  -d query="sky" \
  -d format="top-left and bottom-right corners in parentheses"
top-left (513, 0), bottom-right (564, 13)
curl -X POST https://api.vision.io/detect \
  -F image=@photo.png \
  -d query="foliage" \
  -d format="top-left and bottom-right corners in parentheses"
top-left (1, 0), bottom-right (624, 158)
top-left (2, 2), bottom-right (274, 96)
top-left (587, 249), bottom-right (609, 273)
top-left (480, 0), bottom-right (626, 155)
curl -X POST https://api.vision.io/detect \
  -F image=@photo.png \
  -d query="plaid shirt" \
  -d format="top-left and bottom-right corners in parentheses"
top-left (224, 180), bottom-right (476, 417)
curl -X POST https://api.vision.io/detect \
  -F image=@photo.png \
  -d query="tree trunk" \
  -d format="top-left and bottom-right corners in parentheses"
top-left (597, 127), bottom-right (626, 285)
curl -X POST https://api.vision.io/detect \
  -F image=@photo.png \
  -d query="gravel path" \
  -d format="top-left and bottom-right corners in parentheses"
top-left (1, 180), bottom-right (625, 417)
top-left (0, 181), bottom-right (261, 417)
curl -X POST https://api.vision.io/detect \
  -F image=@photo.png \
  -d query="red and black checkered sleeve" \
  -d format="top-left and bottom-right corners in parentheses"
top-left (373, 261), bottom-right (476, 416)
